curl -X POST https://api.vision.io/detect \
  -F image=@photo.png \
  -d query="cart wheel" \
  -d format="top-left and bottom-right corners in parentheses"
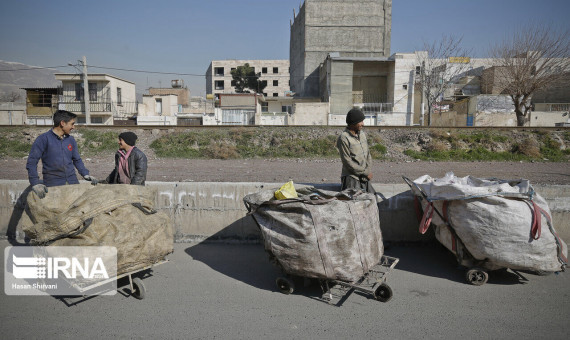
top-left (373, 283), bottom-right (393, 302)
top-left (132, 277), bottom-right (146, 299)
top-left (276, 277), bottom-right (295, 295)
top-left (466, 268), bottom-right (488, 286)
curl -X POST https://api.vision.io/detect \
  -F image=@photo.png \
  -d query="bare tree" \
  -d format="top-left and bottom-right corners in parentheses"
top-left (489, 26), bottom-right (570, 126)
top-left (416, 35), bottom-right (472, 126)
top-left (0, 91), bottom-right (22, 102)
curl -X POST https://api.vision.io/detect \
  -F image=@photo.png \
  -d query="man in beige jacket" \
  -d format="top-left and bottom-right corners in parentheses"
top-left (336, 108), bottom-right (376, 194)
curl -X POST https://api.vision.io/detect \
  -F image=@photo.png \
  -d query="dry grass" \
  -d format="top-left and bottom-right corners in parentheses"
top-left (515, 138), bottom-right (541, 158)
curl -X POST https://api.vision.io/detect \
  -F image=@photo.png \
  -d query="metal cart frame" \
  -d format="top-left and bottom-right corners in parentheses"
top-left (61, 259), bottom-right (168, 304)
top-left (275, 255), bottom-right (399, 306)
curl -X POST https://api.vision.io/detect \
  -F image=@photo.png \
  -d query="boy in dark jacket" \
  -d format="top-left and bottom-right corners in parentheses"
top-left (103, 132), bottom-right (147, 185)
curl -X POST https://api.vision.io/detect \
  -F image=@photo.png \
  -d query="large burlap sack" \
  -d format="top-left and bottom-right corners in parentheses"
top-left (244, 185), bottom-right (383, 282)
top-left (23, 184), bottom-right (174, 275)
top-left (411, 173), bottom-right (567, 272)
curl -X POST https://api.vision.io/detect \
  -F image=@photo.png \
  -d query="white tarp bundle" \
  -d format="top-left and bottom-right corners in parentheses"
top-left (410, 172), bottom-right (567, 272)
top-left (244, 186), bottom-right (383, 282)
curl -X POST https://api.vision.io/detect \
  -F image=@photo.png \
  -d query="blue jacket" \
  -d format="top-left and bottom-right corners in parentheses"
top-left (26, 130), bottom-right (89, 187)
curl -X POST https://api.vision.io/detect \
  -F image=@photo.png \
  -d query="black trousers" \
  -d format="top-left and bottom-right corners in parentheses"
top-left (340, 176), bottom-right (376, 194)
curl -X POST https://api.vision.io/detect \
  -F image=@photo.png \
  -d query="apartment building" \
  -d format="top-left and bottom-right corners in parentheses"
top-left (206, 60), bottom-right (290, 98)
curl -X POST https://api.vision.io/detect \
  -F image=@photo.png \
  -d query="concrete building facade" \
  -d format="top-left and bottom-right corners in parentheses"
top-left (290, 0), bottom-right (392, 98)
top-left (206, 60), bottom-right (290, 98)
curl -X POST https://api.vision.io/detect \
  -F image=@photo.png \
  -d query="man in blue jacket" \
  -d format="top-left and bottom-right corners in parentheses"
top-left (26, 110), bottom-right (97, 198)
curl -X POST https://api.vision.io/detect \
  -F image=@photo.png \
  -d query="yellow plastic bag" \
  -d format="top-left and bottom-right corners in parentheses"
top-left (274, 180), bottom-right (298, 200)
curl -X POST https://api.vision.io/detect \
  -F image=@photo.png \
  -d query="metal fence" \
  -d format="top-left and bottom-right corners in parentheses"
top-left (221, 109), bottom-right (255, 125)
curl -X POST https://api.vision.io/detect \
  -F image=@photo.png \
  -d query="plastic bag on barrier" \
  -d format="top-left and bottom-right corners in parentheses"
top-left (274, 180), bottom-right (298, 200)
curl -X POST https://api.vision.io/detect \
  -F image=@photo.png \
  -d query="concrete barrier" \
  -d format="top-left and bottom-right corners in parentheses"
top-left (2, 180), bottom-right (569, 244)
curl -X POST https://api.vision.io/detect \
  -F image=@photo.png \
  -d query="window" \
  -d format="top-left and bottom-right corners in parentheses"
top-left (273, 67), bottom-right (278, 74)
top-left (282, 105), bottom-right (292, 114)
top-left (231, 80), bottom-right (237, 87)
top-left (261, 102), bottom-right (268, 112)
top-left (261, 80), bottom-right (267, 87)
top-left (214, 67), bottom-right (224, 76)
top-left (273, 93), bottom-right (278, 97)
top-left (156, 99), bottom-right (163, 115)
top-left (117, 87), bottom-right (122, 105)
top-left (231, 67), bottom-right (236, 72)
top-left (74, 82), bottom-right (97, 101)
top-left (273, 80), bottom-right (278, 86)
top-left (88, 83), bottom-right (97, 101)
top-left (215, 80), bottom-right (224, 90)
top-left (262, 67), bottom-right (267, 74)
top-left (263, 93), bottom-right (267, 97)
top-left (77, 117), bottom-right (102, 124)
top-left (75, 83), bottom-right (82, 101)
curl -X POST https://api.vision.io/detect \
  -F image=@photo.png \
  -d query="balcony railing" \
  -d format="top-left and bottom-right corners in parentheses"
top-left (534, 103), bottom-right (570, 112)
top-left (57, 101), bottom-right (138, 116)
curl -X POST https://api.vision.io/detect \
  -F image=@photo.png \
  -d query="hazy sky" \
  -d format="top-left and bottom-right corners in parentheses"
top-left (1, 0), bottom-right (568, 97)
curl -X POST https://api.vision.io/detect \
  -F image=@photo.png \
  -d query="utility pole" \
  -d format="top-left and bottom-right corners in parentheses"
top-left (420, 60), bottom-right (425, 126)
top-left (81, 56), bottom-right (91, 124)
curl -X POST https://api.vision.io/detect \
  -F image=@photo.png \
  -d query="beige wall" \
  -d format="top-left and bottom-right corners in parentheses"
top-left (429, 111), bottom-right (468, 127)
top-left (149, 88), bottom-right (190, 106)
top-left (290, 102), bottom-right (329, 125)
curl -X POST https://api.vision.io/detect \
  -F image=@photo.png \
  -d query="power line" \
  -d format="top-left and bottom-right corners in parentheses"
top-left (0, 65), bottom-right (71, 72)
top-left (88, 65), bottom-right (206, 77)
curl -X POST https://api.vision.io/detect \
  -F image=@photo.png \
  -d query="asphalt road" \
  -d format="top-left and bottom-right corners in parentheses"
top-left (1, 240), bottom-right (569, 339)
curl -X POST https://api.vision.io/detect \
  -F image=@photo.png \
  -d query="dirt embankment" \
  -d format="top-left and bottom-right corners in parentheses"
top-left (1, 126), bottom-right (569, 185)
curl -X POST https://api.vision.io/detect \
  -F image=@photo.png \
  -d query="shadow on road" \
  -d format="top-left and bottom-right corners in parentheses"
top-left (385, 241), bottom-right (525, 286)
top-left (184, 242), bottom-right (282, 292)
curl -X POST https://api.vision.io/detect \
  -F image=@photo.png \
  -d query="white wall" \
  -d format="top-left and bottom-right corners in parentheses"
top-left (141, 95), bottom-right (178, 117)
top-left (137, 116), bottom-right (177, 126)
top-left (0, 103), bottom-right (26, 125)
top-left (391, 53), bottom-right (417, 119)
top-left (530, 111), bottom-right (570, 127)
top-left (260, 113), bottom-right (288, 125)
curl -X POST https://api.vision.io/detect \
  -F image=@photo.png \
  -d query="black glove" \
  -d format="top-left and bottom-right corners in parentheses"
top-left (32, 184), bottom-right (48, 199)
top-left (83, 175), bottom-right (99, 185)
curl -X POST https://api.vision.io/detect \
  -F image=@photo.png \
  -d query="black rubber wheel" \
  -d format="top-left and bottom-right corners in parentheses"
top-left (373, 283), bottom-right (393, 302)
top-left (466, 268), bottom-right (489, 286)
top-left (276, 277), bottom-right (295, 295)
top-left (132, 277), bottom-right (146, 300)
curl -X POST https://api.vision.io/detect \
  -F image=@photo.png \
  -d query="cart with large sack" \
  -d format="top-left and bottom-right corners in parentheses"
top-left (21, 183), bottom-right (174, 299)
top-left (404, 173), bottom-right (567, 285)
top-left (244, 184), bottom-right (397, 304)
